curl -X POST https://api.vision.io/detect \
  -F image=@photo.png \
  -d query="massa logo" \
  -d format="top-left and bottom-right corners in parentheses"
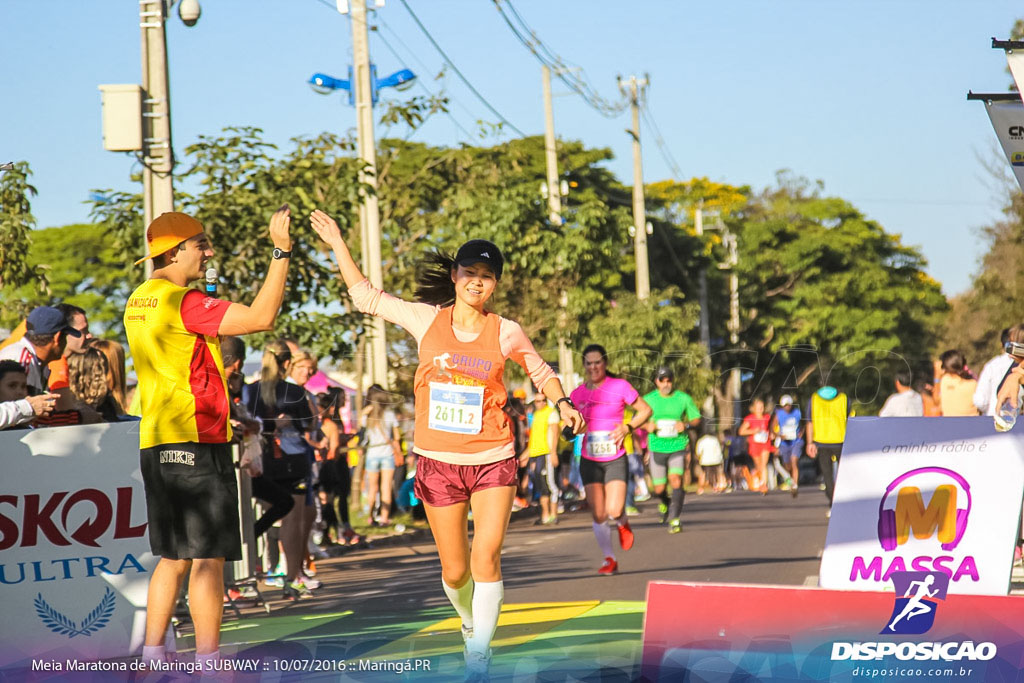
top-left (882, 570), bottom-right (948, 635)
top-left (877, 467), bottom-right (971, 552)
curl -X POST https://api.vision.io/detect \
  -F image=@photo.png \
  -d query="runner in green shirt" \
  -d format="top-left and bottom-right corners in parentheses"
top-left (642, 366), bottom-right (702, 534)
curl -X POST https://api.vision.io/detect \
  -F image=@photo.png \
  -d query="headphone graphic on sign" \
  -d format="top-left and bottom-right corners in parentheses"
top-left (876, 467), bottom-right (972, 552)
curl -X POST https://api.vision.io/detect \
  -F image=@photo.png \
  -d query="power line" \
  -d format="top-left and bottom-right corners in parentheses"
top-left (640, 102), bottom-right (684, 181)
top-left (376, 16), bottom-right (480, 123)
top-left (492, 0), bottom-right (628, 118)
top-left (396, 0), bottom-right (525, 137)
top-left (371, 22), bottom-right (477, 141)
top-left (310, 0), bottom-right (480, 141)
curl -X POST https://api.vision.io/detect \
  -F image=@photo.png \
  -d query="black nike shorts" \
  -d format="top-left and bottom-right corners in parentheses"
top-left (140, 442), bottom-right (241, 561)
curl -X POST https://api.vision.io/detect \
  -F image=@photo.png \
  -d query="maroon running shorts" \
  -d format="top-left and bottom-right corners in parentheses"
top-left (414, 455), bottom-right (518, 507)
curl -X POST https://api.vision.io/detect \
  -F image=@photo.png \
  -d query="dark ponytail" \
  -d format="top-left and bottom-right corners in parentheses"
top-left (415, 251), bottom-right (457, 306)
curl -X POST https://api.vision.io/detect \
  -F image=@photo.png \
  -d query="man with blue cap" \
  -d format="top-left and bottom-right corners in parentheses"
top-left (0, 306), bottom-right (82, 395)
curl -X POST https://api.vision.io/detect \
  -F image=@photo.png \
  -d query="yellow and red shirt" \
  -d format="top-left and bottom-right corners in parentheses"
top-left (124, 278), bottom-right (231, 449)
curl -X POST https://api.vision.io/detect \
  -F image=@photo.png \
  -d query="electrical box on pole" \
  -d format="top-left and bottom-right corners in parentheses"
top-left (98, 85), bottom-right (143, 152)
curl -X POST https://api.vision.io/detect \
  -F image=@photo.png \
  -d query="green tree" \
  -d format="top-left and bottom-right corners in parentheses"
top-left (0, 161), bottom-right (48, 321)
top-left (0, 224), bottom-right (130, 334)
top-left (731, 172), bottom-right (948, 412)
top-left (90, 126), bottom-right (367, 362)
top-left (374, 135), bottom-right (633, 384)
top-left (942, 193), bottom-right (1024, 364)
top-left (585, 287), bottom-right (713, 403)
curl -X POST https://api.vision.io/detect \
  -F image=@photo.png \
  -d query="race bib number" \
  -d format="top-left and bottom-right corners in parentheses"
top-left (781, 423), bottom-right (799, 441)
top-left (656, 419), bottom-right (679, 438)
top-left (753, 430), bottom-right (769, 444)
top-left (428, 382), bottom-right (483, 435)
top-left (586, 431), bottom-right (618, 458)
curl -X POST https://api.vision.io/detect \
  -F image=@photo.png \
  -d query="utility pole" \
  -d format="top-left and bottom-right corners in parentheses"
top-left (725, 231), bottom-right (742, 423)
top-left (618, 74), bottom-right (650, 301)
top-left (350, 0), bottom-right (388, 388)
top-left (694, 202), bottom-right (711, 364)
top-left (541, 65), bottom-right (576, 386)
top-left (139, 0), bottom-right (175, 277)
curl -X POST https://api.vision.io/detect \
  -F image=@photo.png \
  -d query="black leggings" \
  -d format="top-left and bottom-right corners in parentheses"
top-left (529, 455), bottom-right (552, 498)
top-left (251, 476), bottom-right (295, 538)
top-left (320, 458), bottom-right (352, 527)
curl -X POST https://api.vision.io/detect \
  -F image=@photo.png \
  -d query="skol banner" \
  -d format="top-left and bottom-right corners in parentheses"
top-left (978, 96), bottom-right (1024, 192)
top-left (0, 422), bottom-right (156, 669)
top-left (1001, 44), bottom-right (1024, 104)
top-left (819, 417), bottom-right (1024, 596)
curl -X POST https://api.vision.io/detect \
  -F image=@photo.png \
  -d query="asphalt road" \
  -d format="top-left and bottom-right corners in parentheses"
top-left (280, 487), bottom-right (831, 617)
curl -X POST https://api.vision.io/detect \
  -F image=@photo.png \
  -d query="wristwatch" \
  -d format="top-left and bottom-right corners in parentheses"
top-left (272, 248), bottom-right (292, 260)
top-left (555, 397), bottom-right (575, 412)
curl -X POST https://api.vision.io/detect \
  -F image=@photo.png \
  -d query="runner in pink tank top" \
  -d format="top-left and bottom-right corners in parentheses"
top-left (310, 210), bottom-right (585, 681)
top-left (570, 344), bottom-right (651, 576)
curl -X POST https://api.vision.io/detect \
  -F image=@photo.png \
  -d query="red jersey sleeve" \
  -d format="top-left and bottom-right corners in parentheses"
top-left (180, 289), bottom-right (231, 337)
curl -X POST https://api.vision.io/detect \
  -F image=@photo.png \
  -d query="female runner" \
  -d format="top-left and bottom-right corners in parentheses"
top-left (309, 210), bottom-right (585, 681)
top-left (570, 344), bottom-right (652, 575)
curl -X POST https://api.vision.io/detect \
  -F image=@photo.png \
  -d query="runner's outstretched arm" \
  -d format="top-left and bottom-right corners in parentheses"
top-left (309, 209), bottom-right (366, 289)
top-left (218, 205), bottom-right (291, 335)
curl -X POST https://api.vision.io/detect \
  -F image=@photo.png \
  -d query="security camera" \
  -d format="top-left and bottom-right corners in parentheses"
top-left (178, 0), bottom-right (201, 27)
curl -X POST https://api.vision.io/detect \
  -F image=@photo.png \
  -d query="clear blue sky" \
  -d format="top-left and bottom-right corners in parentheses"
top-left (3, 0), bottom-right (1021, 296)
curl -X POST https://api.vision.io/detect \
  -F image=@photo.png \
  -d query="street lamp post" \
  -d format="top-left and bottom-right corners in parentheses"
top-left (309, 1), bottom-right (415, 390)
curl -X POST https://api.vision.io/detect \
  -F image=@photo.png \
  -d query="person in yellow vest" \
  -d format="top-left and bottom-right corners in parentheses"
top-left (527, 393), bottom-right (563, 525)
top-left (805, 385), bottom-right (853, 508)
top-left (124, 208), bottom-right (292, 670)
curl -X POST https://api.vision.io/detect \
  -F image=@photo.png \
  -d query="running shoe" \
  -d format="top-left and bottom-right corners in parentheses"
top-left (597, 557), bottom-right (618, 575)
top-left (297, 574), bottom-right (322, 590)
top-left (263, 576), bottom-right (284, 588)
top-left (658, 502), bottom-right (669, 524)
top-left (617, 521), bottom-right (634, 551)
top-left (668, 519), bottom-right (682, 534)
top-left (283, 580), bottom-right (312, 600)
top-left (625, 505), bottom-right (641, 517)
top-left (463, 647), bottom-right (491, 682)
top-left (634, 491), bottom-right (651, 503)
top-left (542, 516), bottom-right (559, 525)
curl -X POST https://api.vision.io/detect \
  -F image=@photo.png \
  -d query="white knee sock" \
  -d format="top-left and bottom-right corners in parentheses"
top-left (195, 650), bottom-right (220, 672)
top-left (442, 577), bottom-right (475, 630)
top-left (466, 580), bottom-right (503, 654)
top-left (593, 521), bottom-right (615, 559)
top-left (142, 645), bottom-right (165, 666)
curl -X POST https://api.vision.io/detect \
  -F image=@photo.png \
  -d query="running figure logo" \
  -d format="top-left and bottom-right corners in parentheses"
top-left (881, 571), bottom-right (949, 635)
top-left (433, 353), bottom-right (455, 380)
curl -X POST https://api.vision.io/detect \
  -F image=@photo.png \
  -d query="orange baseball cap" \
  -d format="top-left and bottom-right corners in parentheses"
top-left (135, 212), bottom-right (205, 265)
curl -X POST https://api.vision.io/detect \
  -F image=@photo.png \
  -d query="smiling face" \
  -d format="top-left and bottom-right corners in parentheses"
top-left (290, 360), bottom-right (316, 386)
top-left (171, 232), bottom-right (215, 281)
top-left (451, 262), bottom-right (497, 308)
top-left (583, 351), bottom-right (608, 384)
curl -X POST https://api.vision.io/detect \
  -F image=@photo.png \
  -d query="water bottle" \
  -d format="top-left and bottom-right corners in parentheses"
top-left (995, 399), bottom-right (1018, 432)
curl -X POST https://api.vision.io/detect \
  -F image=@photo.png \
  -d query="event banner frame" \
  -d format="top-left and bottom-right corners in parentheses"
top-left (640, 581), bottom-right (1024, 682)
top-left (819, 417), bottom-right (1024, 595)
top-left (0, 422), bottom-right (157, 669)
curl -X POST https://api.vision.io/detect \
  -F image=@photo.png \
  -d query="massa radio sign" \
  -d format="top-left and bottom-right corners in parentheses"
top-left (850, 467), bottom-right (978, 585)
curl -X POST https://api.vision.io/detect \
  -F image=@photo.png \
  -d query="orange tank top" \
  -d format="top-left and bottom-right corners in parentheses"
top-left (413, 307), bottom-right (511, 456)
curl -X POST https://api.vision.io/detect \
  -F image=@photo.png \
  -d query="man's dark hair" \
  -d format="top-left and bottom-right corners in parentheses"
top-left (0, 360), bottom-right (26, 383)
top-left (894, 370), bottom-right (912, 388)
top-left (1002, 327), bottom-right (1012, 347)
top-left (220, 336), bottom-right (245, 367)
top-left (25, 332), bottom-right (58, 348)
top-left (55, 303), bottom-right (86, 325)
